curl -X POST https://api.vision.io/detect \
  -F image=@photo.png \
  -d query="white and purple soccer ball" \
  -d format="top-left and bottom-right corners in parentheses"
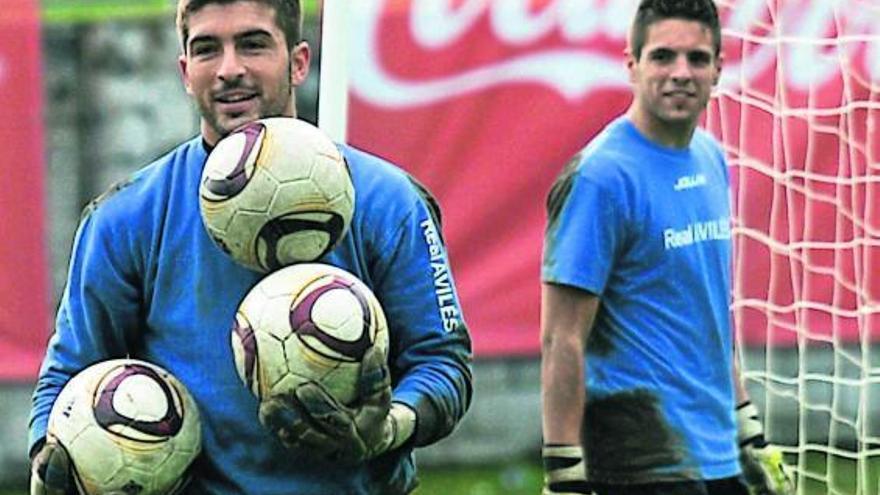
top-left (47, 359), bottom-right (201, 495)
top-left (199, 118), bottom-right (355, 272)
top-left (231, 263), bottom-right (389, 406)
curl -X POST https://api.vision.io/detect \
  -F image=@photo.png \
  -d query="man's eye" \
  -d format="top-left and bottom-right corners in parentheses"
top-left (241, 40), bottom-right (269, 51)
top-left (191, 44), bottom-right (217, 56)
top-left (689, 52), bottom-right (712, 66)
top-left (651, 51), bottom-right (674, 63)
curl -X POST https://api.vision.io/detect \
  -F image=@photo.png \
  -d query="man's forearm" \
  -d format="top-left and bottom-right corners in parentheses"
top-left (540, 283), bottom-right (598, 444)
top-left (541, 331), bottom-right (586, 444)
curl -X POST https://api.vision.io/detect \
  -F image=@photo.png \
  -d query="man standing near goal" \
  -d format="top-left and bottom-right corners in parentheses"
top-left (540, 1), bottom-right (793, 494)
top-left (28, 0), bottom-right (472, 493)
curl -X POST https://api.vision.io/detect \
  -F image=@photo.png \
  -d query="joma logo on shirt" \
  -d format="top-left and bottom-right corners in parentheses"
top-left (664, 217), bottom-right (731, 250)
top-left (673, 174), bottom-right (707, 191)
top-left (421, 218), bottom-right (460, 333)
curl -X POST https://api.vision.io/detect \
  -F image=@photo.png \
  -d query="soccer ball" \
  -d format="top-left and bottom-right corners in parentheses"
top-left (47, 359), bottom-right (201, 495)
top-left (199, 117), bottom-right (355, 272)
top-left (231, 263), bottom-right (389, 405)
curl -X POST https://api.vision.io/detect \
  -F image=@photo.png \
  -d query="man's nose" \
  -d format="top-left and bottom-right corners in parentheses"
top-left (670, 54), bottom-right (692, 82)
top-left (218, 48), bottom-right (246, 81)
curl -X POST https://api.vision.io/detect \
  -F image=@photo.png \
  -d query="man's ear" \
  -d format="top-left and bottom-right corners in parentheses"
top-left (624, 47), bottom-right (637, 84)
top-left (713, 53), bottom-right (724, 86)
top-left (290, 41), bottom-right (311, 86)
top-left (179, 54), bottom-right (194, 95)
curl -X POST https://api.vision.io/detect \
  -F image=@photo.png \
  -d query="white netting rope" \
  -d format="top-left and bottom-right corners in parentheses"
top-left (710, 1), bottom-right (880, 494)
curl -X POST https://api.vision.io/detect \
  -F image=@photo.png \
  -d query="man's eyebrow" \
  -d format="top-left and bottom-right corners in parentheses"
top-left (188, 33), bottom-right (218, 48)
top-left (234, 29), bottom-right (275, 41)
top-left (646, 46), bottom-right (713, 54)
top-left (188, 29), bottom-right (274, 47)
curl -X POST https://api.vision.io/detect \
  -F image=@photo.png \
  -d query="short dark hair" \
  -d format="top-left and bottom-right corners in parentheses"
top-left (176, 0), bottom-right (302, 52)
top-left (630, 0), bottom-right (721, 60)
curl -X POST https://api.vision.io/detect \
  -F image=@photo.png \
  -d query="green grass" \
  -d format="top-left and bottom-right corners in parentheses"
top-left (0, 464), bottom-right (542, 495)
top-left (415, 452), bottom-right (880, 495)
top-left (41, 0), bottom-right (321, 24)
top-left (416, 462), bottom-right (543, 495)
top-left (4, 454), bottom-right (877, 495)
top-left (795, 451), bottom-right (880, 495)
top-left (0, 466), bottom-right (543, 495)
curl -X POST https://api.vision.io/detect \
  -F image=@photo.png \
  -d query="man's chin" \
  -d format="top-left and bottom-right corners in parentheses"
top-left (660, 109), bottom-right (700, 126)
top-left (217, 114), bottom-right (262, 136)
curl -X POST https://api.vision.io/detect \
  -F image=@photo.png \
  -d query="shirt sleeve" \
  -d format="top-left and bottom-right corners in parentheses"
top-left (28, 206), bottom-right (144, 455)
top-left (542, 156), bottom-right (627, 295)
top-left (369, 184), bottom-right (473, 447)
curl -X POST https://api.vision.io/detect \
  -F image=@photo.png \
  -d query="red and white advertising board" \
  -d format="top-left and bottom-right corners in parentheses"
top-left (0, 0), bottom-right (48, 379)
top-left (346, 0), bottom-right (879, 355)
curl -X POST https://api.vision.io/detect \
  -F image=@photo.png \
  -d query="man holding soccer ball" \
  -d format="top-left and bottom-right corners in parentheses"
top-left (540, 1), bottom-right (793, 494)
top-left (29, 0), bottom-right (472, 493)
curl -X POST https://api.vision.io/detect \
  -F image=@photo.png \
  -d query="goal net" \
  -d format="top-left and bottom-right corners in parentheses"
top-left (707, 1), bottom-right (880, 493)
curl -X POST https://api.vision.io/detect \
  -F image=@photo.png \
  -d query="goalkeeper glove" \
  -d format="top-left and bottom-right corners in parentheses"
top-left (31, 437), bottom-right (194, 495)
top-left (542, 444), bottom-right (594, 495)
top-left (30, 439), bottom-right (73, 495)
top-left (258, 345), bottom-right (416, 464)
top-left (737, 401), bottom-right (794, 495)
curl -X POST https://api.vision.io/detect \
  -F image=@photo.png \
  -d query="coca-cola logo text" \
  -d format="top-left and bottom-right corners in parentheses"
top-left (348, 0), bottom-right (880, 108)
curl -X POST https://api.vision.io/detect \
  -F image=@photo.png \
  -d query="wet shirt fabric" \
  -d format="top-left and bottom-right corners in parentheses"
top-left (542, 117), bottom-right (739, 483)
top-left (29, 137), bottom-right (473, 495)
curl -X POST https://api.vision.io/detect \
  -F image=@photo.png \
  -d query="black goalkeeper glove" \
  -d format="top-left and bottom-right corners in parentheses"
top-left (542, 444), bottom-right (594, 495)
top-left (30, 439), bottom-right (73, 495)
top-left (737, 401), bottom-right (794, 495)
top-left (258, 345), bottom-right (416, 464)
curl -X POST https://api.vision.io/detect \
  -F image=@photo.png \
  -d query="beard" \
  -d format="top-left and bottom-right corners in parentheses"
top-left (200, 61), bottom-right (295, 141)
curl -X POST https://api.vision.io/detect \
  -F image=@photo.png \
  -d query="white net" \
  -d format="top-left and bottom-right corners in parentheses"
top-left (707, 1), bottom-right (880, 494)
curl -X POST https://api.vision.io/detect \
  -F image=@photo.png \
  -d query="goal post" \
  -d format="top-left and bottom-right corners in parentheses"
top-left (708, 2), bottom-right (880, 494)
top-left (315, 0), bottom-right (349, 143)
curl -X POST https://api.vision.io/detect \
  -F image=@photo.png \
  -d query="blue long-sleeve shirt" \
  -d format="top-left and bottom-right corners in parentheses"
top-left (29, 136), bottom-right (473, 495)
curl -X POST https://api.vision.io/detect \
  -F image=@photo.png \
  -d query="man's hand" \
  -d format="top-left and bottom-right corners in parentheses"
top-left (542, 444), bottom-right (594, 495)
top-left (30, 439), bottom-right (73, 495)
top-left (737, 402), bottom-right (794, 495)
top-left (258, 346), bottom-right (416, 464)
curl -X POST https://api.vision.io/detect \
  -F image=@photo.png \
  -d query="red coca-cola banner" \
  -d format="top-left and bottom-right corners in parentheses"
top-left (0, 0), bottom-right (48, 378)
top-left (348, 0), bottom-right (879, 356)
